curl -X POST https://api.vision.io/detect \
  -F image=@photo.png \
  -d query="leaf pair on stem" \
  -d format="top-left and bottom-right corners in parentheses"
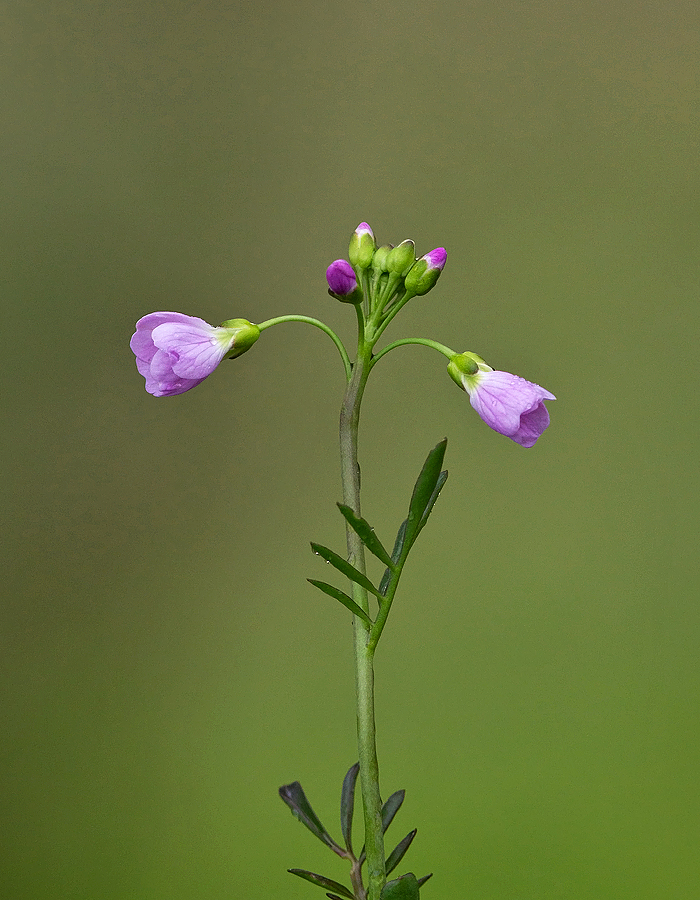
top-left (280, 763), bottom-right (432, 900)
top-left (309, 439), bottom-right (448, 646)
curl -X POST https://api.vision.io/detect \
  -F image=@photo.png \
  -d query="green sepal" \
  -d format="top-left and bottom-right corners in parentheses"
top-left (340, 762), bottom-right (360, 855)
top-left (404, 439), bottom-right (448, 550)
top-left (279, 782), bottom-right (341, 852)
top-left (380, 872), bottom-right (420, 900)
top-left (287, 869), bottom-right (354, 899)
top-left (337, 504), bottom-right (395, 570)
top-left (417, 874), bottom-right (433, 888)
top-left (311, 543), bottom-right (382, 599)
top-left (307, 580), bottom-right (374, 628)
top-left (385, 829), bottom-right (417, 876)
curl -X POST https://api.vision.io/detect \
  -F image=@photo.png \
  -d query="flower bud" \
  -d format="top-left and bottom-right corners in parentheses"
top-left (386, 240), bottom-right (416, 276)
top-left (348, 222), bottom-right (376, 269)
top-left (371, 244), bottom-right (393, 273)
top-left (326, 259), bottom-right (363, 304)
top-left (404, 248), bottom-right (447, 296)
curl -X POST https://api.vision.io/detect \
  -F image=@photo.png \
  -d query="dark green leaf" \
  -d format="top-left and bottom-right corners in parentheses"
top-left (417, 470), bottom-right (447, 534)
top-left (385, 830), bottom-right (417, 875)
top-left (380, 872), bottom-right (420, 900)
top-left (326, 895), bottom-right (348, 900)
top-left (340, 762), bottom-right (359, 855)
top-left (390, 519), bottom-right (408, 564)
top-left (378, 520), bottom-right (408, 595)
top-left (307, 580), bottom-right (373, 628)
top-left (337, 504), bottom-right (395, 569)
top-left (404, 439), bottom-right (447, 549)
top-left (381, 790), bottom-right (406, 833)
top-left (417, 873), bottom-right (433, 888)
top-left (279, 783), bottom-right (340, 852)
top-left (288, 870), bottom-right (354, 899)
top-left (311, 543), bottom-right (382, 598)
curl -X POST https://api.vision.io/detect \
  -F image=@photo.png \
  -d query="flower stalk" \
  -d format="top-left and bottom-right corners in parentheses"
top-left (339, 321), bottom-right (386, 900)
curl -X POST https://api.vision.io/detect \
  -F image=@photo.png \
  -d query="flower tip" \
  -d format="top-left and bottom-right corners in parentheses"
top-left (355, 222), bottom-right (374, 237)
top-left (326, 259), bottom-right (357, 294)
top-left (426, 247), bottom-right (447, 270)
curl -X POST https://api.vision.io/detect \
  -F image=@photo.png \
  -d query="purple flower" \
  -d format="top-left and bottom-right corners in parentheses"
top-left (326, 259), bottom-right (362, 304)
top-left (448, 354), bottom-right (555, 447)
top-left (465, 370), bottom-right (555, 447)
top-left (130, 312), bottom-right (259, 397)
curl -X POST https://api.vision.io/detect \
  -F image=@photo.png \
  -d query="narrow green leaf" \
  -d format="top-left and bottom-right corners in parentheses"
top-left (340, 762), bottom-right (360, 855)
top-left (404, 439), bottom-right (447, 548)
top-left (326, 895), bottom-right (348, 900)
top-left (390, 519), bottom-right (408, 564)
top-left (311, 543), bottom-right (382, 598)
top-left (337, 504), bottom-right (395, 569)
top-left (288, 869), bottom-right (354, 899)
top-left (379, 519), bottom-right (408, 595)
top-left (417, 873), bottom-right (433, 888)
top-left (380, 872), bottom-right (420, 900)
top-left (308, 580), bottom-right (373, 628)
top-left (381, 789), bottom-right (406, 833)
top-left (415, 470), bottom-right (448, 538)
top-left (279, 783), bottom-right (340, 852)
top-left (385, 829), bottom-right (417, 875)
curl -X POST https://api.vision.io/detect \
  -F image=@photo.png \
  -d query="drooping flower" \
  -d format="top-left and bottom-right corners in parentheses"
top-left (326, 259), bottom-right (362, 303)
top-left (448, 353), bottom-right (555, 447)
top-left (130, 312), bottom-right (259, 397)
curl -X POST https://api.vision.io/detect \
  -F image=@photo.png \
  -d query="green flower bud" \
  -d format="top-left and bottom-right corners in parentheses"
top-left (404, 248), bottom-right (447, 296)
top-left (348, 222), bottom-right (376, 269)
top-left (371, 244), bottom-right (393, 273)
top-left (386, 240), bottom-right (416, 276)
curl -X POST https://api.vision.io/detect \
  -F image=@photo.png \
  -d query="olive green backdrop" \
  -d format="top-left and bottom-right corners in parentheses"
top-left (3, 1), bottom-right (698, 898)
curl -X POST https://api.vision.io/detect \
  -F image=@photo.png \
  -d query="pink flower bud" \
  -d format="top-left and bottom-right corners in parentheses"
top-left (326, 259), bottom-right (363, 304)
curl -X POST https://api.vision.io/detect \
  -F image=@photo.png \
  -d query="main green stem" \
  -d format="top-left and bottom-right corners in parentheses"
top-left (339, 338), bottom-right (386, 900)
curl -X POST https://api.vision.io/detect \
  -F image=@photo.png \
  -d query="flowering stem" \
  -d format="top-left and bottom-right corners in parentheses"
top-left (370, 336), bottom-right (455, 369)
top-left (339, 314), bottom-right (386, 900)
top-left (258, 315), bottom-right (352, 381)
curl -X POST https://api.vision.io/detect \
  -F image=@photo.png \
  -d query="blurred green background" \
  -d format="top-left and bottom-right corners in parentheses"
top-left (2, 1), bottom-right (699, 897)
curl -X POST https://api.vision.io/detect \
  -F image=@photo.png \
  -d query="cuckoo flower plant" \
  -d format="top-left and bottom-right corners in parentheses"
top-left (129, 222), bottom-right (556, 900)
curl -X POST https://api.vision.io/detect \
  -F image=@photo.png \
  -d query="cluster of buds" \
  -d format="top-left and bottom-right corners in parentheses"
top-left (326, 222), bottom-right (447, 313)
